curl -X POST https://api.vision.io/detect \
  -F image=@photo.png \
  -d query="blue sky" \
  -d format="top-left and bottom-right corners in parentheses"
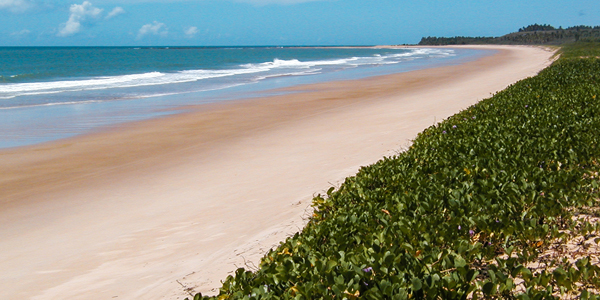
top-left (1, 0), bottom-right (598, 46)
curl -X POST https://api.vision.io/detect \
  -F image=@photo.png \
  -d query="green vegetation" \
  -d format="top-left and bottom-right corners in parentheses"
top-left (559, 41), bottom-right (600, 59)
top-left (189, 44), bottom-right (600, 299)
top-left (419, 24), bottom-right (600, 45)
top-left (417, 36), bottom-right (496, 46)
top-left (518, 24), bottom-right (557, 32)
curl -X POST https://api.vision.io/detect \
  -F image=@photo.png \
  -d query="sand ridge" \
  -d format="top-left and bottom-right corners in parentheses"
top-left (0, 46), bottom-right (555, 299)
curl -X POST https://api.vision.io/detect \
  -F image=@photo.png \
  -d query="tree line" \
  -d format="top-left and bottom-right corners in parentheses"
top-left (418, 24), bottom-right (600, 45)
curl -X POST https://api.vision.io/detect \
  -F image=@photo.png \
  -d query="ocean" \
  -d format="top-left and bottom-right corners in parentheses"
top-left (0, 46), bottom-right (491, 148)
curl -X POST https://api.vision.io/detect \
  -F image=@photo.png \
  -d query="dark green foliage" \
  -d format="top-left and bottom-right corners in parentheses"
top-left (419, 24), bottom-right (600, 45)
top-left (418, 36), bottom-right (497, 45)
top-left (519, 24), bottom-right (556, 32)
top-left (190, 47), bottom-right (600, 299)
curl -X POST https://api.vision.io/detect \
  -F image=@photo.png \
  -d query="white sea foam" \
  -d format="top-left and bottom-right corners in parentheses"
top-left (0, 100), bottom-right (106, 110)
top-left (0, 48), bottom-right (455, 100)
top-left (253, 69), bottom-right (323, 81)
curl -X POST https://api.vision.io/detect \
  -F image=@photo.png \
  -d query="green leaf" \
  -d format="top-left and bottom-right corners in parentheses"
top-left (581, 290), bottom-right (590, 300)
top-left (521, 267), bottom-right (533, 281)
top-left (454, 255), bottom-right (467, 268)
top-left (326, 260), bottom-right (337, 271)
top-left (411, 278), bottom-right (422, 291)
top-left (511, 265), bottom-right (524, 278)
top-left (482, 282), bottom-right (495, 295)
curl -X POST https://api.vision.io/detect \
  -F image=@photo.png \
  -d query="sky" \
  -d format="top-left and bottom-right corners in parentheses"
top-left (0, 0), bottom-right (598, 46)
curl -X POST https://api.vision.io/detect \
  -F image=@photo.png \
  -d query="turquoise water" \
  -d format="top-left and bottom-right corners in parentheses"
top-left (0, 47), bottom-right (491, 148)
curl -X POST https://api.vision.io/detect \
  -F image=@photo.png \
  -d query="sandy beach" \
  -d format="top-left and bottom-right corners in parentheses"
top-left (0, 45), bottom-right (555, 299)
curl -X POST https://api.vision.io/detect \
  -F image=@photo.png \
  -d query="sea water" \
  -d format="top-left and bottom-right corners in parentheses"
top-left (0, 46), bottom-right (492, 148)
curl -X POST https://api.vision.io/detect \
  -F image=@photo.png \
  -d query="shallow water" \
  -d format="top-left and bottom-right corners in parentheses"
top-left (0, 47), bottom-right (492, 148)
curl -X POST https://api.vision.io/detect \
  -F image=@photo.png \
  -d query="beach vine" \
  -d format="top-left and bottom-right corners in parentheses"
top-left (188, 42), bottom-right (600, 299)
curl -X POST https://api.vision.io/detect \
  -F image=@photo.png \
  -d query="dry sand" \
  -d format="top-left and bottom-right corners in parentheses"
top-left (0, 45), bottom-right (555, 299)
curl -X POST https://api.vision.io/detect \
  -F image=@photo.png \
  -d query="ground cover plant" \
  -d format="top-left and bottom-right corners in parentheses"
top-left (559, 41), bottom-right (600, 59)
top-left (189, 45), bottom-right (600, 299)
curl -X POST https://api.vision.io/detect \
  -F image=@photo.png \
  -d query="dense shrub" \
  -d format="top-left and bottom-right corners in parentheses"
top-left (190, 50), bottom-right (600, 299)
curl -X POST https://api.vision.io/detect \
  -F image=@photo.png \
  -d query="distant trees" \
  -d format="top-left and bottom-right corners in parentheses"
top-left (518, 24), bottom-right (556, 32)
top-left (418, 24), bottom-right (600, 46)
top-left (418, 36), bottom-right (496, 45)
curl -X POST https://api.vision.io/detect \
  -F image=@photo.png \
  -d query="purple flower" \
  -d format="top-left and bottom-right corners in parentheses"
top-left (469, 230), bottom-right (475, 236)
top-left (525, 105), bottom-right (529, 108)
top-left (458, 225), bottom-right (462, 230)
top-left (472, 116), bottom-right (476, 119)
top-left (452, 125), bottom-right (457, 129)
top-left (363, 267), bottom-right (373, 273)
top-left (442, 131), bottom-right (447, 134)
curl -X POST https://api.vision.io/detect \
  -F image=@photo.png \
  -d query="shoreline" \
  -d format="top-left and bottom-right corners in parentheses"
top-left (0, 46), bottom-right (482, 150)
top-left (0, 46), bottom-right (555, 299)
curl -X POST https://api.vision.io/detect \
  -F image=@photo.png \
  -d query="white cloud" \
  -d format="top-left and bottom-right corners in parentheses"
top-left (11, 29), bottom-right (31, 36)
top-left (185, 26), bottom-right (198, 37)
top-left (0, 0), bottom-right (32, 12)
top-left (137, 21), bottom-right (167, 39)
top-left (57, 1), bottom-right (103, 37)
top-left (106, 6), bottom-right (124, 19)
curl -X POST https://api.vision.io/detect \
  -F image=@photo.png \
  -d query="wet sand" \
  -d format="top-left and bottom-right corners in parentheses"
top-left (0, 45), bottom-right (555, 299)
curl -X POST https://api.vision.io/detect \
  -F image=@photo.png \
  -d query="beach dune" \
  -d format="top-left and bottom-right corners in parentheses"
top-left (0, 46), bottom-right (554, 299)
